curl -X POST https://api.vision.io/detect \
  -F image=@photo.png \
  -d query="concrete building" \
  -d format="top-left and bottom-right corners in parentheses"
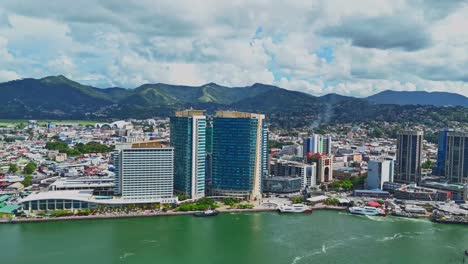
top-left (211, 111), bottom-right (268, 200)
top-left (307, 153), bottom-right (333, 184)
top-left (270, 159), bottom-right (316, 188)
top-left (445, 131), bottom-right (468, 184)
top-left (395, 130), bottom-right (423, 183)
top-left (367, 159), bottom-right (394, 190)
top-left (170, 110), bottom-right (206, 199)
top-left (113, 141), bottom-right (175, 201)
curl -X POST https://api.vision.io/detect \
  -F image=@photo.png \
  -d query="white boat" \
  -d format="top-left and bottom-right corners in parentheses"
top-left (278, 204), bottom-right (312, 213)
top-left (348, 206), bottom-right (386, 216)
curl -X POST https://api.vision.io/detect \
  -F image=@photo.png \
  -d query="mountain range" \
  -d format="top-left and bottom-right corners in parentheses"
top-left (0, 76), bottom-right (467, 128)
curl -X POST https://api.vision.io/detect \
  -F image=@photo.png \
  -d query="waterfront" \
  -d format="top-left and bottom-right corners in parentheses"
top-left (1, 211), bottom-right (467, 264)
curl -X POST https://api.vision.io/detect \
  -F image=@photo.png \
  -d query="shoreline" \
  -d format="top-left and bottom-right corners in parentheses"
top-left (0, 206), bottom-right (348, 224)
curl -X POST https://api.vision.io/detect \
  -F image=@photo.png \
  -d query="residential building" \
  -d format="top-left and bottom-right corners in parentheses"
top-left (211, 111), bottom-right (268, 200)
top-left (395, 130), bottom-right (423, 183)
top-left (367, 159), bottom-right (394, 190)
top-left (113, 141), bottom-right (175, 201)
top-left (170, 110), bottom-right (206, 199)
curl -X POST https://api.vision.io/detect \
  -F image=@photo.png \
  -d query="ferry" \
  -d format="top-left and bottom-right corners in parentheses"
top-left (348, 206), bottom-right (386, 216)
top-left (193, 209), bottom-right (219, 217)
top-left (278, 204), bottom-right (313, 213)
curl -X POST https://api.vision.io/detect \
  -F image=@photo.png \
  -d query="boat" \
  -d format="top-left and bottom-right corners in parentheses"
top-left (193, 209), bottom-right (219, 217)
top-left (278, 204), bottom-right (312, 213)
top-left (392, 210), bottom-right (415, 218)
top-left (348, 206), bottom-right (386, 216)
top-left (465, 250), bottom-right (468, 256)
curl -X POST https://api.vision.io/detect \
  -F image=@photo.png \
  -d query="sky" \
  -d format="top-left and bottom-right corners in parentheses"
top-left (0, 0), bottom-right (467, 97)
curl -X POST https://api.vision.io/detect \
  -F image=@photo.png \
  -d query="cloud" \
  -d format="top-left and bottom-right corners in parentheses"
top-left (320, 16), bottom-right (432, 51)
top-left (0, 0), bottom-right (467, 97)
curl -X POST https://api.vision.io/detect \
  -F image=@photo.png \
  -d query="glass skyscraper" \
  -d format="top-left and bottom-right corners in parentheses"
top-left (211, 111), bottom-right (268, 200)
top-left (435, 128), bottom-right (453, 176)
top-left (170, 110), bottom-right (206, 199)
top-left (445, 131), bottom-right (468, 184)
top-left (395, 130), bottom-right (423, 183)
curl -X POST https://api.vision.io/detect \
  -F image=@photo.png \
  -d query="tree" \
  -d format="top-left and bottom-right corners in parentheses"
top-left (422, 160), bottom-right (434, 170)
top-left (341, 179), bottom-right (353, 190)
top-left (22, 175), bottom-right (33, 187)
top-left (8, 163), bottom-right (18, 173)
top-left (23, 162), bottom-right (37, 175)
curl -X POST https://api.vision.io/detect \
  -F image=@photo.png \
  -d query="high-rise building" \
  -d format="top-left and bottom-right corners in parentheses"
top-left (307, 153), bottom-right (333, 184)
top-left (303, 134), bottom-right (332, 157)
top-left (113, 141), bottom-right (175, 202)
top-left (367, 159), bottom-right (394, 190)
top-left (211, 111), bottom-right (268, 200)
top-left (170, 110), bottom-right (206, 199)
top-left (395, 130), bottom-right (423, 183)
top-left (205, 119), bottom-right (213, 193)
top-left (445, 131), bottom-right (468, 184)
top-left (435, 128), bottom-right (454, 176)
top-left (270, 159), bottom-right (316, 188)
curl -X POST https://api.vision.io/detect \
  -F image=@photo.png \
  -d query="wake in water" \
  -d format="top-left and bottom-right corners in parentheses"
top-left (119, 252), bottom-right (135, 260)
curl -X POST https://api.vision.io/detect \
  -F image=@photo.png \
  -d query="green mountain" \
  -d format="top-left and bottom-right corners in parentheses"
top-left (0, 76), bottom-right (466, 128)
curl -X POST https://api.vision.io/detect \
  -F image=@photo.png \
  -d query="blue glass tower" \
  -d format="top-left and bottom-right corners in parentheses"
top-left (212, 111), bottom-right (268, 200)
top-left (436, 128), bottom-right (453, 176)
top-left (170, 110), bottom-right (206, 199)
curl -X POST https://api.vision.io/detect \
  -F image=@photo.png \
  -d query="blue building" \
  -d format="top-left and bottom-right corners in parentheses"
top-left (435, 128), bottom-right (453, 176)
top-left (170, 110), bottom-right (206, 199)
top-left (211, 111), bottom-right (268, 200)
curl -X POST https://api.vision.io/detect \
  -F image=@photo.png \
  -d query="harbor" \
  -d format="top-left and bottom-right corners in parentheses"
top-left (1, 210), bottom-right (466, 264)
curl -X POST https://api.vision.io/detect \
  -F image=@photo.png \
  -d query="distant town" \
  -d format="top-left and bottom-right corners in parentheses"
top-left (0, 111), bottom-right (467, 224)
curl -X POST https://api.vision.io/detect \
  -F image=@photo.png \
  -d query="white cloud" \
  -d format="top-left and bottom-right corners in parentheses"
top-left (0, 0), bottom-right (467, 97)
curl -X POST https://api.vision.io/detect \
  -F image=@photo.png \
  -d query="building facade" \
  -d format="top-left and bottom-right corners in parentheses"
top-left (303, 134), bottom-right (332, 157)
top-left (395, 130), bottom-right (423, 183)
top-left (445, 131), bottom-right (468, 184)
top-left (367, 159), bottom-right (394, 190)
top-left (170, 110), bottom-right (206, 199)
top-left (270, 159), bottom-right (316, 188)
top-left (435, 128), bottom-right (454, 176)
top-left (306, 153), bottom-right (333, 184)
top-left (114, 141), bottom-right (175, 201)
top-left (211, 111), bottom-right (268, 200)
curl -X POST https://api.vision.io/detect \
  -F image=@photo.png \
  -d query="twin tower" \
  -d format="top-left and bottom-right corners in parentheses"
top-left (170, 110), bottom-right (268, 201)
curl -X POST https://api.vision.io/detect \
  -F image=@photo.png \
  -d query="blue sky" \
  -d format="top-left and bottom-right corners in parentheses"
top-left (0, 0), bottom-right (467, 97)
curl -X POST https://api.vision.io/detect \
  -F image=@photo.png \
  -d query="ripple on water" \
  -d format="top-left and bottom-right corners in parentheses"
top-left (119, 252), bottom-right (135, 260)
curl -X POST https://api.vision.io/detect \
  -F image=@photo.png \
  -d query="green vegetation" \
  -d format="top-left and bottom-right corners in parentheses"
top-left (329, 179), bottom-right (354, 190)
top-left (324, 198), bottom-right (340, 206)
top-left (290, 197), bottom-right (305, 204)
top-left (177, 198), bottom-right (218, 211)
top-left (22, 175), bottom-right (33, 187)
top-left (2, 77), bottom-right (467, 129)
top-left (422, 160), bottom-right (435, 170)
top-left (8, 163), bottom-right (18, 173)
top-left (177, 193), bottom-right (188, 201)
top-left (222, 197), bottom-right (240, 207)
top-left (236, 204), bottom-right (254, 209)
top-left (23, 162), bottom-right (37, 175)
top-left (268, 140), bottom-right (293, 149)
top-left (45, 141), bottom-right (113, 156)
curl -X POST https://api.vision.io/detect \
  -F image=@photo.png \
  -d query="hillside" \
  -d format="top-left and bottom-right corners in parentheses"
top-left (0, 76), bottom-right (467, 128)
top-left (367, 90), bottom-right (468, 107)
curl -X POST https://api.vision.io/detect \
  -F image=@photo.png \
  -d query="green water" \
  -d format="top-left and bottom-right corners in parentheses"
top-left (1, 211), bottom-right (467, 264)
